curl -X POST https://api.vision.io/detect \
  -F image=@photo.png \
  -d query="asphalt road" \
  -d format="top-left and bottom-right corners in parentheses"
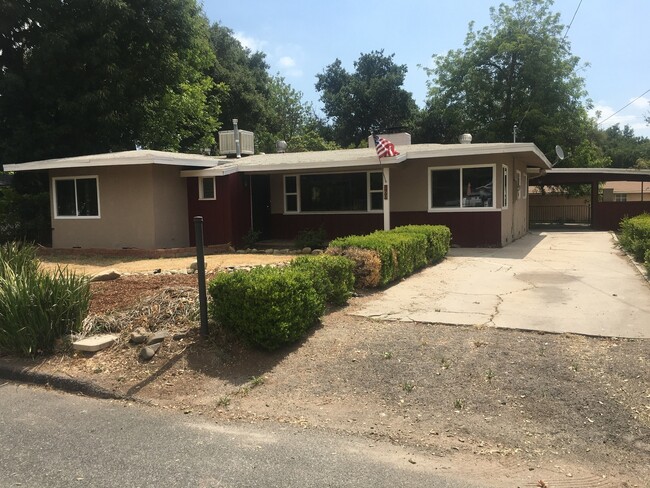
top-left (0, 384), bottom-right (488, 488)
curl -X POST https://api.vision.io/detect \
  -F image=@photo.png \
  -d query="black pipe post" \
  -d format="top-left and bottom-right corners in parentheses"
top-left (194, 216), bottom-right (209, 338)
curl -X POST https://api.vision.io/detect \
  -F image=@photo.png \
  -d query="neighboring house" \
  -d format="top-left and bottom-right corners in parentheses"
top-left (602, 180), bottom-right (650, 202)
top-left (3, 137), bottom-right (552, 249)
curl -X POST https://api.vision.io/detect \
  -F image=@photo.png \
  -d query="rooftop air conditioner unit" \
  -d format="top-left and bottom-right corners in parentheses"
top-left (218, 130), bottom-right (254, 156)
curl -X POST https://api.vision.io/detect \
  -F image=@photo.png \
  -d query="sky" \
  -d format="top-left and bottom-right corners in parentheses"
top-left (202, 0), bottom-right (650, 138)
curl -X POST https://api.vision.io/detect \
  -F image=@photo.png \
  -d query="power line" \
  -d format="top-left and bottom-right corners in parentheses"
top-left (563, 0), bottom-right (583, 40)
top-left (597, 88), bottom-right (650, 127)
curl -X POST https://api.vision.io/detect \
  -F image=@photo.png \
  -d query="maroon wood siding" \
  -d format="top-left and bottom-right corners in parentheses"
top-left (392, 211), bottom-right (502, 247)
top-left (268, 213), bottom-right (383, 240)
top-left (187, 174), bottom-right (251, 246)
top-left (268, 211), bottom-right (502, 247)
top-left (592, 201), bottom-right (650, 230)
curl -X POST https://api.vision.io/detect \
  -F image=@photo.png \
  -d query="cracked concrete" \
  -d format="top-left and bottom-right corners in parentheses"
top-left (353, 230), bottom-right (650, 338)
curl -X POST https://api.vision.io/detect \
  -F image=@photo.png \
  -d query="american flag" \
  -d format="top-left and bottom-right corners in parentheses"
top-left (373, 135), bottom-right (399, 158)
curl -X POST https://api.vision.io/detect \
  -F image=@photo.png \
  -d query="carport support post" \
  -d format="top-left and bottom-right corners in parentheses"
top-left (194, 216), bottom-right (209, 338)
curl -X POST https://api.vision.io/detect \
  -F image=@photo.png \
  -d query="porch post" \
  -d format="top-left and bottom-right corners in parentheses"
top-left (383, 167), bottom-right (390, 231)
top-left (591, 181), bottom-right (598, 226)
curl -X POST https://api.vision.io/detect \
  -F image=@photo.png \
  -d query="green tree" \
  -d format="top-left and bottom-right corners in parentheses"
top-left (208, 22), bottom-right (271, 143)
top-left (599, 124), bottom-right (650, 168)
top-left (258, 76), bottom-right (338, 153)
top-left (419, 0), bottom-right (590, 161)
top-left (0, 0), bottom-right (220, 164)
top-left (316, 50), bottom-right (417, 147)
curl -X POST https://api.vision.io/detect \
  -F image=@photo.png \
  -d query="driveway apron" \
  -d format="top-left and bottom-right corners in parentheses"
top-left (353, 231), bottom-right (650, 338)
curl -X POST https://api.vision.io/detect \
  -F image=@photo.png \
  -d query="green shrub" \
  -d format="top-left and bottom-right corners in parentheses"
top-left (645, 249), bottom-right (650, 275)
top-left (392, 225), bottom-right (451, 263)
top-left (290, 254), bottom-right (355, 306)
top-left (329, 230), bottom-right (426, 286)
top-left (0, 248), bottom-right (90, 357)
top-left (0, 241), bottom-right (39, 277)
top-left (295, 227), bottom-right (328, 249)
top-left (619, 213), bottom-right (650, 261)
top-left (326, 247), bottom-right (382, 288)
top-left (208, 266), bottom-right (324, 350)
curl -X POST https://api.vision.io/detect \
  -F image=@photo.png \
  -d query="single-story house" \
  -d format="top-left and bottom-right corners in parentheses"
top-left (602, 180), bottom-right (650, 202)
top-left (3, 135), bottom-right (552, 248)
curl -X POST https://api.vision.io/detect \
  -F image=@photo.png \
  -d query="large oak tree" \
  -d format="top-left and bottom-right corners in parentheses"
top-left (418, 0), bottom-right (594, 165)
top-left (316, 50), bottom-right (417, 148)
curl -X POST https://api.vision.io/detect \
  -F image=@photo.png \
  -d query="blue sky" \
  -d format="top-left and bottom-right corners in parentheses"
top-left (202, 0), bottom-right (650, 138)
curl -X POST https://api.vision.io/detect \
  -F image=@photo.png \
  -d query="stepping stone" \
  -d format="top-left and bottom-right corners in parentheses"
top-left (72, 334), bottom-right (118, 352)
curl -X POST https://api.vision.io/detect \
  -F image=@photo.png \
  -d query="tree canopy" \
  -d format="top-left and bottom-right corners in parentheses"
top-left (419, 0), bottom-right (592, 164)
top-left (316, 50), bottom-right (417, 147)
top-left (0, 0), bottom-right (220, 164)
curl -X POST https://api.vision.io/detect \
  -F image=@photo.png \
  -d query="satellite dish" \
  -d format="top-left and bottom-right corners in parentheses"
top-left (276, 140), bottom-right (288, 153)
top-left (552, 145), bottom-right (565, 167)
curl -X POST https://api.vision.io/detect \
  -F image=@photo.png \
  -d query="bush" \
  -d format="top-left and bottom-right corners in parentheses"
top-left (0, 243), bottom-right (90, 356)
top-left (645, 249), bottom-right (650, 275)
top-left (392, 225), bottom-right (451, 264)
top-left (326, 247), bottom-right (382, 288)
top-left (295, 227), bottom-right (328, 249)
top-left (0, 241), bottom-right (39, 277)
top-left (619, 213), bottom-right (650, 261)
top-left (290, 254), bottom-right (355, 306)
top-left (208, 266), bottom-right (324, 350)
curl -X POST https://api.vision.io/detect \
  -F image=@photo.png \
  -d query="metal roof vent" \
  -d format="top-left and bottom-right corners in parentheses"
top-left (458, 133), bottom-right (472, 144)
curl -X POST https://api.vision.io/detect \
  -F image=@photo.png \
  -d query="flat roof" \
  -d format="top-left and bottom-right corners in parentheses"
top-left (181, 142), bottom-right (552, 177)
top-left (2, 149), bottom-right (222, 172)
top-left (537, 167), bottom-right (650, 184)
top-left (4, 142), bottom-right (552, 176)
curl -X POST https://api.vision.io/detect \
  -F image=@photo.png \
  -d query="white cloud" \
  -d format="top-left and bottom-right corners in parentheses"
top-left (274, 50), bottom-right (303, 78)
top-left (233, 32), bottom-right (267, 52)
top-left (279, 56), bottom-right (296, 68)
top-left (631, 95), bottom-right (650, 110)
top-left (590, 100), bottom-right (650, 138)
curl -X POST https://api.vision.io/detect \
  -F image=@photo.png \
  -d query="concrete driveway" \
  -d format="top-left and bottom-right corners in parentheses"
top-left (354, 230), bottom-right (650, 338)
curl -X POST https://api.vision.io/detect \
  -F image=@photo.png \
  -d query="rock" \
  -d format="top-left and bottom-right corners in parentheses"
top-left (172, 331), bottom-right (189, 341)
top-left (272, 249), bottom-right (282, 255)
top-left (236, 249), bottom-right (246, 254)
top-left (186, 268), bottom-right (196, 274)
top-left (153, 268), bottom-right (161, 274)
top-left (301, 247), bottom-right (312, 254)
top-left (189, 261), bottom-right (206, 271)
top-left (72, 334), bottom-right (118, 352)
top-left (90, 269), bottom-right (121, 282)
top-left (139, 342), bottom-right (161, 361)
top-left (311, 249), bottom-right (324, 255)
top-left (129, 327), bottom-right (149, 344)
top-left (265, 249), bottom-right (274, 255)
top-left (146, 330), bottom-right (169, 345)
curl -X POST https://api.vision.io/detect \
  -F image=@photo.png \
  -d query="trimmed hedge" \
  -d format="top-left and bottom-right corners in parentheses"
top-left (619, 213), bottom-right (650, 261)
top-left (290, 254), bottom-right (355, 306)
top-left (0, 242), bottom-right (90, 356)
top-left (392, 225), bottom-right (452, 264)
top-left (326, 247), bottom-right (382, 288)
top-left (208, 266), bottom-right (325, 350)
top-left (645, 249), bottom-right (650, 274)
top-left (328, 225), bottom-right (451, 287)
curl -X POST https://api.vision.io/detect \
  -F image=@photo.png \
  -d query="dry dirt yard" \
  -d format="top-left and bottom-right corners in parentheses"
top-left (9, 253), bottom-right (650, 487)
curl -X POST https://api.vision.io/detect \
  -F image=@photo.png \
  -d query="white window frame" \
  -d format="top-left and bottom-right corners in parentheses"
top-left (282, 171), bottom-right (383, 215)
top-left (502, 165), bottom-right (509, 209)
top-left (284, 175), bottom-right (299, 213)
top-left (516, 170), bottom-right (522, 200)
top-left (367, 171), bottom-right (384, 212)
top-left (428, 164), bottom-right (496, 213)
top-left (522, 173), bottom-right (528, 199)
top-left (52, 175), bottom-right (101, 219)
top-left (198, 176), bottom-right (216, 200)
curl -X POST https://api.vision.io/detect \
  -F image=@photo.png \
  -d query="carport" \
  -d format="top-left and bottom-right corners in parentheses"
top-left (532, 168), bottom-right (650, 229)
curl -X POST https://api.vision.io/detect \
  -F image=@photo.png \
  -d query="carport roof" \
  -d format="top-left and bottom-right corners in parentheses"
top-left (535, 167), bottom-right (650, 185)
